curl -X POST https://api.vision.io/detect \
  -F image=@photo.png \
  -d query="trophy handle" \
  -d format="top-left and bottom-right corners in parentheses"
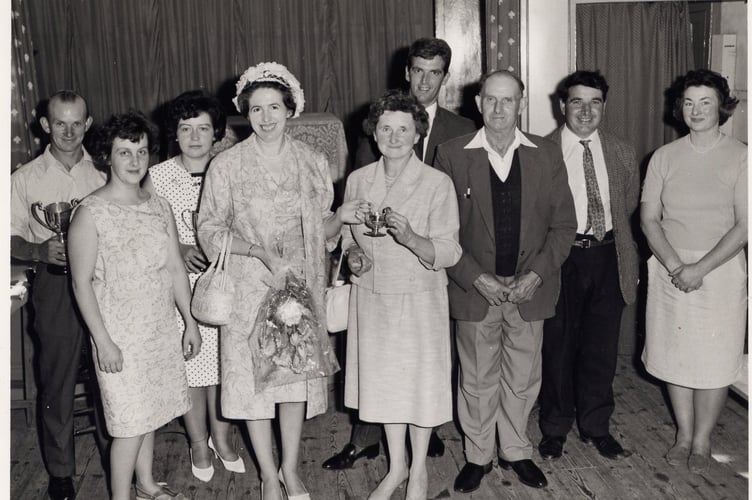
top-left (31, 202), bottom-right (54, 232)
top-left (181, 209), bottom-right (197, 233)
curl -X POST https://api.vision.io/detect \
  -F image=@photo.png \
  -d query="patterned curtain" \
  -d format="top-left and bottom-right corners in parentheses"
top-left (486, 0), bottom-right (520, 73)
top-left (11, 0), bottom-right (40, 172)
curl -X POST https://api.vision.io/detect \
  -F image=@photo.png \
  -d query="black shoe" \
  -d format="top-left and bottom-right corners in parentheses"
top-left (538, 435), bottom-right (566, 459)
top-left (427, 431), bottom-right (445, 457)
top-left (580, 433), bottom-right (629, 460)
top-left (321, 442), bottom-right (379, 470)
top-left (453, 462), bottom-right (493, 493)
top-left (498, 458), bottom-right (547, 488)
top-left (48, 476), bottom-right (75, 500)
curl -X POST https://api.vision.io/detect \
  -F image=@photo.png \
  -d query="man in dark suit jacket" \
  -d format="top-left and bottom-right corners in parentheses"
top-left (352, 37), bottom-right (476, 169)
top-left (323, 37), bottom-right (476, 471)
top-left (435, 70), bottom-right (576, 493)
top-left (537, 71), bottom-right (639, 462)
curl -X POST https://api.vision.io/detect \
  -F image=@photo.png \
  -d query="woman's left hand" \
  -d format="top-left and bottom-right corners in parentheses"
top-left (385, 210), bottom-right (417, 247)
top-left (183, 322), bottom-right (202, 361)
top-left (669, 263), bottom-right (704, 293)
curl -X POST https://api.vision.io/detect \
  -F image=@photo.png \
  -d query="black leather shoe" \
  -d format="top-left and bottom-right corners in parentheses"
top-left (322, 442), bottom-right (379, 470)
top-left (48, 476), bottom-right (76, 500)
top-left (498, 458), bottom-right (547, 488)
top-left (453, 462), bottom-right (493, 493)
top-left (580, 433), bottom-right (629, 460)
top-left (427, 431), bottom-right (445, 457)
top-left (538, 435), bottom-right (566, 459)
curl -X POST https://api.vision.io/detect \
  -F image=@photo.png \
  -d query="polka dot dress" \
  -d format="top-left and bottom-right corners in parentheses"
top-left (150, 157), bottom-right (219, 387)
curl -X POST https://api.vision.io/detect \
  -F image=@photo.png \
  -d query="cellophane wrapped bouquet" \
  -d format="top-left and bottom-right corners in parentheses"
top-left (249, 269), bottom-right (339, 391)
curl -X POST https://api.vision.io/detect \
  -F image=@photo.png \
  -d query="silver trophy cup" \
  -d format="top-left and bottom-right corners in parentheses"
top-left (31, 200), bottom-right (79, 273)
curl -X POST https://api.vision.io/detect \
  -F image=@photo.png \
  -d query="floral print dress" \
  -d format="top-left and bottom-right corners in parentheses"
top-left (79, 194), bottom-right (189, 437)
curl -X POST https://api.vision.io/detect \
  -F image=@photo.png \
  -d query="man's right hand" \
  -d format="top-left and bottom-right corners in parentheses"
top-left (40, 237), bottom-right (68, 266)
top-left (473, 273), bottom-right (512, 306)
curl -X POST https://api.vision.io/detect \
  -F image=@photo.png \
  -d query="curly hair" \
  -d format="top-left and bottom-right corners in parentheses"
top-left (166, 89), bottom-right (226, 142)
top-left (91, 111), bottom-right (159, 172)
top-left (363, 90), bottom-right (429, 138)
top-left (235, 80), bottom-right (296, 117)
top-left (672, 69), bottom-right (739, 126)
top-left (556, 70), bottom-right (609, 102)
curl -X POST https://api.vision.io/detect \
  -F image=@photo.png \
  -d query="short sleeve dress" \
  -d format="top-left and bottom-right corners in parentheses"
top-left (150, 158), bottom-right (220, 387)
top-left (79, 194), bottom-right (189, 437)
top-left (641, 134), bottom-right (747, 389)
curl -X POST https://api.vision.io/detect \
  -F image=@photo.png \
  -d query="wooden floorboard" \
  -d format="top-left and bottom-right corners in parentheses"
top-left (10, 355), bottom-right (748, 499)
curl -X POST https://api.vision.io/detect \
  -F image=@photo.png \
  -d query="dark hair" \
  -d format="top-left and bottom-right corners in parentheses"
top-left (46, 90), bottom-right (90, 118)
top-left (407, 37), bottom-right (452, 73)
top-left (364, 90), bottom-right (429, 138)
top-left (91, 111), bottom-right (159, 171)
top-left (671, 69), bottom-right (739, 126)
top-left (556, 70), bottom-right (609, 102)
top-left (166, 90), bottom-right (226, 142)
top-left (236, 80), bottom-right (296, 117)
top-left (478, 70), bottom-right (525, 95)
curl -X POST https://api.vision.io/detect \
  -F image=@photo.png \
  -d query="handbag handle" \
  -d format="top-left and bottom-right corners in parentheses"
top-left (217, 232), bottom-right (233, 290)
top-left (332, 247), bottom-right (345, 286)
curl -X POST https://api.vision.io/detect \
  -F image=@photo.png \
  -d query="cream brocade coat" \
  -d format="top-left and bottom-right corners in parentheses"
top-left (197, 134), bottom-right (338, 420)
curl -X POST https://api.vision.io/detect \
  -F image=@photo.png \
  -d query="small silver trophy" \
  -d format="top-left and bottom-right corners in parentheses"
top-left (364, 206), bottom-right (391, 237)
top-left (31, 199), bottom-right (79, 273)
top-left (181, 209), bottom-right (199, 235)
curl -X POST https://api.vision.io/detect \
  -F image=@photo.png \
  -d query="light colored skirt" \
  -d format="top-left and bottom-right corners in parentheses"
top-left (345, 285), bottom-right (452, 427)
top-left (642, 248), bottom-right (747, 389)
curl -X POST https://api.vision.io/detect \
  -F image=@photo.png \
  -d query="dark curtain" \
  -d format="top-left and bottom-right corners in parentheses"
top-left (11, 0), bottom-right (40, 171)
top-left (576, 2), bottom-right (694, 165)
top-left (26, 0), bottom-right (433, 155)
top-left (485, 0), bottom-right (520, 73)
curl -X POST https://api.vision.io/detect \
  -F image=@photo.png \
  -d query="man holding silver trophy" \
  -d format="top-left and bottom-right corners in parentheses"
top-left (10, 90), bottom-right (107, 500)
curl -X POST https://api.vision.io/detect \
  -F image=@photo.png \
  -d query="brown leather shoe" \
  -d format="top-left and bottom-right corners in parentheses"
top-left (498, 458), bottom-right (548, 488)
top-left (580, 434), bottom-right (630, 460)
top-left (538, 435), bottom-right (565, 459)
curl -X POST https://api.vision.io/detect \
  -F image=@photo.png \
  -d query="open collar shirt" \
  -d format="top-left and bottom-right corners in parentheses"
top-left (464, 127), bottom-right (537, 182)
top-left (11, 145), bottom-right (106, 243)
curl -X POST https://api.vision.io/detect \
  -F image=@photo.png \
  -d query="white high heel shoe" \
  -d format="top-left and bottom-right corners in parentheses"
top-left (278, 468), bottom-right (311, 500)
top-left (189, 446), bottom-right (214, 482)
top-left (208, 436), bottom-right (246, 473)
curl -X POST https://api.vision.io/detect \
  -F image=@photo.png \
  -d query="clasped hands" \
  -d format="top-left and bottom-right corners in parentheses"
top-left (669, 262), bottom-right (704, 293)
top-left (474, 271), bottom-right (541, 306)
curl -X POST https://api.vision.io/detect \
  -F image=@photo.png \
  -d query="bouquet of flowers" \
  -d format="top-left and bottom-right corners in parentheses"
top-left (249, 269), bottom-right (339, 391)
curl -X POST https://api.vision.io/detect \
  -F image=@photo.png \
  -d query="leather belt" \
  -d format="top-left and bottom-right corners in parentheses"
top-left (572, 231), bottom-right (614, 249)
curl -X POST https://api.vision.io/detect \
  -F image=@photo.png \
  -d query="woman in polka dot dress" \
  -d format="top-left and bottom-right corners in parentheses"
top-left (147, 90), bottom-right (245, 481)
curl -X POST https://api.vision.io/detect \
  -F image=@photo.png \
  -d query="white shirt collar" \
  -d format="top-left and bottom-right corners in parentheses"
top-left (464, 127), bottom-right (537, 152)
top-left (561, 126), bottom-right (600, 156)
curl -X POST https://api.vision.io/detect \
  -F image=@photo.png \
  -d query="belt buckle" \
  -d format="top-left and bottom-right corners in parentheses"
top-left (580, 238), bottom-right (591, 248)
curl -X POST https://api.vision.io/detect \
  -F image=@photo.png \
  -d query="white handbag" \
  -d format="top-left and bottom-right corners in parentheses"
top-left (325, 250), bottom-right (350, 333)
top-left (191, 232), bottom-right (234, 326)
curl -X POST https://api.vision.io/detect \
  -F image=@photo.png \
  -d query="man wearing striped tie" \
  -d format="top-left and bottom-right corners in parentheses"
top-left (539, 70), bottom-right (640, 461)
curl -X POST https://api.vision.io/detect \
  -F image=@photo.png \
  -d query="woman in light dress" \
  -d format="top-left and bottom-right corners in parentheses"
top-left (148, 90), bottom-right (245, 482)
top-left (342, 90), bottom-right (461, 500)
top-left (197, 62), bottom-right (365, 500)
top-left (641, 69), bottom-right (747, 474)
top-left (69, 111), bottom-right (201, 500)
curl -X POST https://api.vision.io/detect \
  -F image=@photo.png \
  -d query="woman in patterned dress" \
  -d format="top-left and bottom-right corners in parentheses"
top-left (641, 69), bottom-right (747, 474)
top-left (148, 90), bottom-right (245, 482)
top-left (69, 111), bottom-right (201, 500)
top-left (197, 63), bottom-right (366, 500)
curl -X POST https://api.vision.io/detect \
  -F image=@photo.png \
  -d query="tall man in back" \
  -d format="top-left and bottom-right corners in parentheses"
top-left (11, 91), bottom-right (106, 500)
top-left (538, 70), bottom-right (639, 461)
top-left (435, 70), bottom-right (576, 493)
top-left (324, 36), bottom-right (475, 470)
